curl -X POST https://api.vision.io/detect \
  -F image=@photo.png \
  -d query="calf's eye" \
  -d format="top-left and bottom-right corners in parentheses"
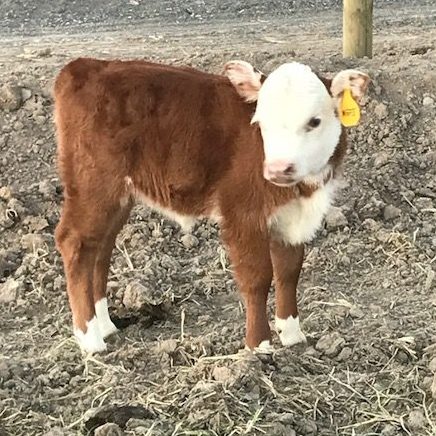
top-left (307, 117), bottom-right (321, 129)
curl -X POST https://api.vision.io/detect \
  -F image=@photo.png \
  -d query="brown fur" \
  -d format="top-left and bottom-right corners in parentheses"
top-left (54, 58), bottom-right (347, 348)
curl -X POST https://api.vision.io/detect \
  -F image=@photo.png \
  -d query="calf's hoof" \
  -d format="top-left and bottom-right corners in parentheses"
top-left (99, 322), bottom-right (118, 340)
top-left (95, 298), bottom-right (119, 339)
top-left (245, 339), bottom-right (274, 354)
top-left (74, 317), bottom-right (107, 354)
top-left (275, 315), bottom-right (307, 347)
top-left (253, 340), bottom-right (275, 354)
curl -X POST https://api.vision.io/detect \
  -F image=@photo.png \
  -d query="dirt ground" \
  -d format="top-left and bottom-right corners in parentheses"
top-left (0, 1), bottom-right (435, 435)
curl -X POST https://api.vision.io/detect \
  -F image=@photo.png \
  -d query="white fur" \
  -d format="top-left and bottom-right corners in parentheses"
top-left (252, 62), bottom-right (341, 182)
top-left (137, 193), bottom-right (196, 232)
top-left (122, 178), bottom-right (221, 233)
top-left (209, 204), bottom-right (222, 223)
top-left (245, 340), bottom-right (274, 354)
top-left (74, 316), bottom-right (106, 353)
top-left (120, 176), bottom-right (134, 207)
top-left (330, 69), bottom-right (369, 101)
top-left (119, 196), bottom-right (130, 207)
top-left (120, 177), bottom-right (196, 232)
top-left (269, 179), bottom-right (337, 245)
top-left (255, 340), bottom-right (274, 353)
top-left (275, 315), bottom-right (306, 347)
top-left (95, 298), bottom-right (118, 339)
top-left (120, 177), bottom-right (197, 233)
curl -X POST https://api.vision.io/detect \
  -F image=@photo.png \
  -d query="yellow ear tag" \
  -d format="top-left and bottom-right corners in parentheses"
top-left (339, 88), bottom-right (360, 127)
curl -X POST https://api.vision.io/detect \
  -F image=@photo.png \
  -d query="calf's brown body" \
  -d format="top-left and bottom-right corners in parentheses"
top-left (54, 58), bottom-right (347, 351)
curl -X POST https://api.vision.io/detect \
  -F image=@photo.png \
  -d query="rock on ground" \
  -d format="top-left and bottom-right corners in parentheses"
top-left (407, 409), bottom-right (426, 430)
top-left (431, 374), bottom-right (436, 399)
top-left (383, 204), bottom-right (401, 221)
top-left (0, 278), bottom-right (21, 303)
top-left (0, 84), bottom-right (22, 111)
top-left (122, 282), bottom-right (149, 310)
top-left (20, 233), bottom-right (46, 251)
top-left (94, 423), bottom-right (125, 436)
top-left (325, 206), bottom-right (348, 229)
top-left (315, 332), bottom-right (346, 356)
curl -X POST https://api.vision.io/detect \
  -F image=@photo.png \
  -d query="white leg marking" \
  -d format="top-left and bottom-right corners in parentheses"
top-left (275, 315), bottom-right (307, 347)
top-left (245, 340), bottom-right (274, 354)
top-left (95, 298), bottom-right (118, 339)
top-left (255, 340), bottom-right (274, 353)
top-left (74, 316), bottom-right (107, 353)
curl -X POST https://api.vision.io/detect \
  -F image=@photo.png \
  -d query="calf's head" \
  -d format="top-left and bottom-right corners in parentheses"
top-left (225, 61), bottom-right (369, 186)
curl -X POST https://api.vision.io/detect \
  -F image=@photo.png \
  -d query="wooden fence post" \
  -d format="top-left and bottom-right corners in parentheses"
top-left (343, 0), bottom-right (373, 58)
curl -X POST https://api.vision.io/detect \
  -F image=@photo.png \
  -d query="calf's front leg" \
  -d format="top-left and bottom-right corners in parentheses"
top-left (222, 223), bottom-right (273, 351)
top-left (270, 240), bottom-right (306, 346)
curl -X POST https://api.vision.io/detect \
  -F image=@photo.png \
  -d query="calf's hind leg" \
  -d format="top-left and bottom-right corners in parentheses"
top-left (56, 199), bottom-right (128, 353)
top-left (93, 204), bottom-right (132, 338)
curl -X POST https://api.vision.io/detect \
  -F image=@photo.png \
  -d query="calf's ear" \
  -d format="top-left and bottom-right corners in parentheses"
top-left (330, 70), bottom-right (370, 126)
top-left (223, 60), bottom-right (264, 103)
top-left (331, 69), bottom-right (370, 102)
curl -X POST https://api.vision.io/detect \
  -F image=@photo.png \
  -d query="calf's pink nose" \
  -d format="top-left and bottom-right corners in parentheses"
top-left (264, 161), bottom-right (295, 178)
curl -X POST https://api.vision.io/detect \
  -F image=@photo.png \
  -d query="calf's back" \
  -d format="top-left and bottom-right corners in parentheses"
top-left (54, 58), bottom-right (266, 218)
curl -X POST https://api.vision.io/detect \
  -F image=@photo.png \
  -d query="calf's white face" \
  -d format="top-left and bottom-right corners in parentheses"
top-left (224, 61), bottom-right (369, 186)
top-left (253, 63), bottom-right (341, 185)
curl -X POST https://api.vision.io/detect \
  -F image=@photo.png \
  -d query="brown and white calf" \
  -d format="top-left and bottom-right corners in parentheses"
top-left (54, 57), bottom-right (369, 353)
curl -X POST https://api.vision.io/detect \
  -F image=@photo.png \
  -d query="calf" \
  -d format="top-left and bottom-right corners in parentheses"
top-left (54, 58), bottom-right (369, 353)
